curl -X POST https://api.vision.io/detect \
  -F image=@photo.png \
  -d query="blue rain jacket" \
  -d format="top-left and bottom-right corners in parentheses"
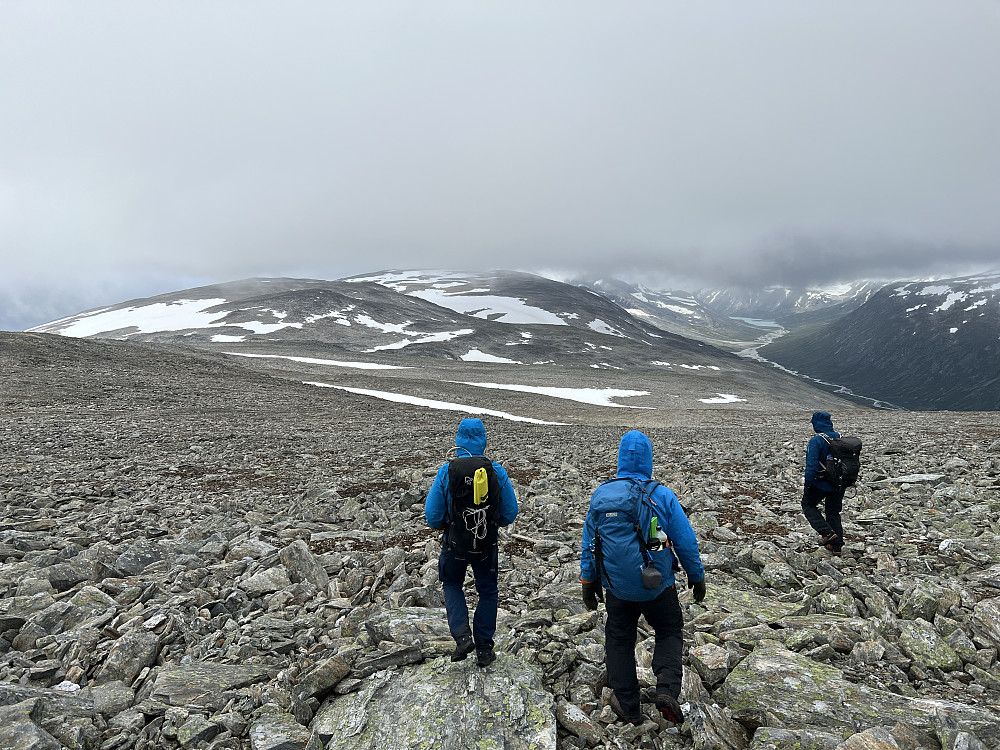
top-left (580, 430), bottom-right (704, 600)
top-left (805, 411), bottom-right (841, 493)
top-left (425, 418), bottom-right (519, 532)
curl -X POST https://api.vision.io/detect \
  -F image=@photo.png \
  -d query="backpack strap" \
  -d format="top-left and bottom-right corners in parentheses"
top-left (594, 531), bottom-right (614, 590)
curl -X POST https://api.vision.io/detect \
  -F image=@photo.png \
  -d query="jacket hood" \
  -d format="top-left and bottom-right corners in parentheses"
top-left (455, 418), bottom-right (487, 456)
top-left (617, 430), bottom-right (653, 480)
top-left (811, 411), bottom-right (835, 434)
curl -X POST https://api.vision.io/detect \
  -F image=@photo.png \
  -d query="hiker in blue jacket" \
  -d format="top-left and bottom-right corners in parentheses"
top-left (803, 410), bottom-right (845, 554)
top-left (580, 430), bottom-right (705, 726)
top-left (426, 418), bottom-right (518, 667)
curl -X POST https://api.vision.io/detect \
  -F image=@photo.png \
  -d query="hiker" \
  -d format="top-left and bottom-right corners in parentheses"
top-left (802, 410), bottom-right (846, 554)
top-left (580, 430), bottom-right (706, 726)
top-left (425, 417), bottom-right (518, 667)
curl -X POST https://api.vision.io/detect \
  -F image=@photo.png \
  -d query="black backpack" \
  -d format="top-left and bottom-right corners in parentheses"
top-left (818, 435), bottom-right (863, 488)
top-left (444, 456), bottom-right (502, 555)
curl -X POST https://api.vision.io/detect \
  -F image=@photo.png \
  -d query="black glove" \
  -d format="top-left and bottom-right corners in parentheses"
top-left (691, 579), bottom-right (707, 603)
top-left (582, 580), bottom-right (603, 610)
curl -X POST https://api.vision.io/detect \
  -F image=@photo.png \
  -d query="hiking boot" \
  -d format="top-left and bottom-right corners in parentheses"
top-left (818, 533), bottom-right (838, 548)
top-left (824, 542), bottom-right (843, 556)
top-left (655, 693), bottom-right (684, 724)
top-left (450, 633), bottom-right (475, 662)
top-left (609, 693), bottom-right (643, 726)
top-left (476, 646), bottom-right (496, 667)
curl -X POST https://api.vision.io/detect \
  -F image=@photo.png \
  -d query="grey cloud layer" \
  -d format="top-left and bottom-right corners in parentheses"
top-left (2, 1), bottom-right (998, 310)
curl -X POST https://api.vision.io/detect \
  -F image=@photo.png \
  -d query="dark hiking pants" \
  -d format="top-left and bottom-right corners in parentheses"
top-left (604, 585), bottom-right (684, 714)
top-left (801, 483), bottom-right (845, 543)
top-left (438, 544), bottom-right (499, 647)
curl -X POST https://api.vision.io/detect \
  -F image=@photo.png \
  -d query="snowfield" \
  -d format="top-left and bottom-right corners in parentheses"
top-left (303, 381), bottom-right (567, 424)
top-left (698, 393), bottom-right (747, 404)
top-left (224, 352), bottom-right (410, 370)
top-left (351, 271), bottom-right (570, 325)
top-left (452, 382), bottom-right (651, 408)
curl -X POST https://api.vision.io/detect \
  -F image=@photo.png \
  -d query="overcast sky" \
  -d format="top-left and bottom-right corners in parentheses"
top-left (2, 1), bottom-right (999, 329)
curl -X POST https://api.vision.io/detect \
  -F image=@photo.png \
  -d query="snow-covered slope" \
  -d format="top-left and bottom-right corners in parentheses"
top-left (760, 271), bottom-right (1000, 410)
top-left (28, 278), bottom-right (483, 351)
top-left (347, 269), bottom-right (679, 345)
top-left (28, 272), bottom-right (729, 368)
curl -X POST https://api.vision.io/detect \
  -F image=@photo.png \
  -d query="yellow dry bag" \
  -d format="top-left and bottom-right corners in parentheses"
top-left (473, 466), bottom-right (489, 505)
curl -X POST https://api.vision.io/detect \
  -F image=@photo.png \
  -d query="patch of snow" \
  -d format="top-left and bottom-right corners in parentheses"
top-left (905, 304), bottom-right (927, 313)
top-left (355, 315), bottom-right (412, 334)
top-left (588, 319), bottom-right (624, 336)
top-left (35, 298), bottom-right (231, 337)
top-left (211, 335), bottom-right (247, 343)
top-left (949, 327), bottom-right (958, 333)
top-left (935, 292), bottom-right (968, 312)
top-left (365, 328), bottom-right (475, 352)
top-left (965, 299), bottom-right (988, 311)
top-left (917, 285), bottom-right (952, 297)
top-left (348, 270), bottom-right (463, 293)
top-left (28, 305), bottom-right (116, 331)
top-left (698, 393), bottom-right (747, 404)
top-left (626, 308), bottom-right (652, 318)
top-left (224, 352), bottom-right (410, 370)
top-left (454, 382), bottom-right (651, 408)
top-left (409, 289), bottom-right (568, 325)
top-left (460, 349), bottom-right (522, 363)
top-left (303, 382), bottom-right (567, 425)
top-left (237, 319), bottom-right (305, 334)
top-left (970, 281), bottom-right (1000, 293)
top-left (304, 307), bottom-right (354, 325)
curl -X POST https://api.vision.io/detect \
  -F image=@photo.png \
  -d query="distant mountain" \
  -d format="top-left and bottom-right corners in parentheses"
top-left (28, 277), bottom-right (482, 350)
top-left (21, 269), bottom-right (878, 412)
top-left (572, 278), bottom-right (764, 347)
top-left (28, 271), bottom-right (724, 368)
top-left (760, 272), bottom-right (1000, 410)
top-left (346, 270), bottom-right (677, 345)
top-left (697, 282), bottom-right (883, 325)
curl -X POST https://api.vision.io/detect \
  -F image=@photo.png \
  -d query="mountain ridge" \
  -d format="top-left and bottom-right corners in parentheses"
top-left (760, 271), bottom-right (1000, 411)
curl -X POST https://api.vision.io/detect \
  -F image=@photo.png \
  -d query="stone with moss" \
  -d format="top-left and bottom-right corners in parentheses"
top-left (897, 619), bottom-right (962, 672)
top-left (717, 644), bottom-right (1000, 744)
top-left (312, 654), bottom-right (555, 750)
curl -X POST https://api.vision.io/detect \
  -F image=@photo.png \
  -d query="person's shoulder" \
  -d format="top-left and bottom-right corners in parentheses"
top-left (650, 482), bottom-right (678, 502)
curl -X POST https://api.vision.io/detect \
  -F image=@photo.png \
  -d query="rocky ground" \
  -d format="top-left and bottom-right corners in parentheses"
top-left (2, 332), bottom-right (999, 750)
